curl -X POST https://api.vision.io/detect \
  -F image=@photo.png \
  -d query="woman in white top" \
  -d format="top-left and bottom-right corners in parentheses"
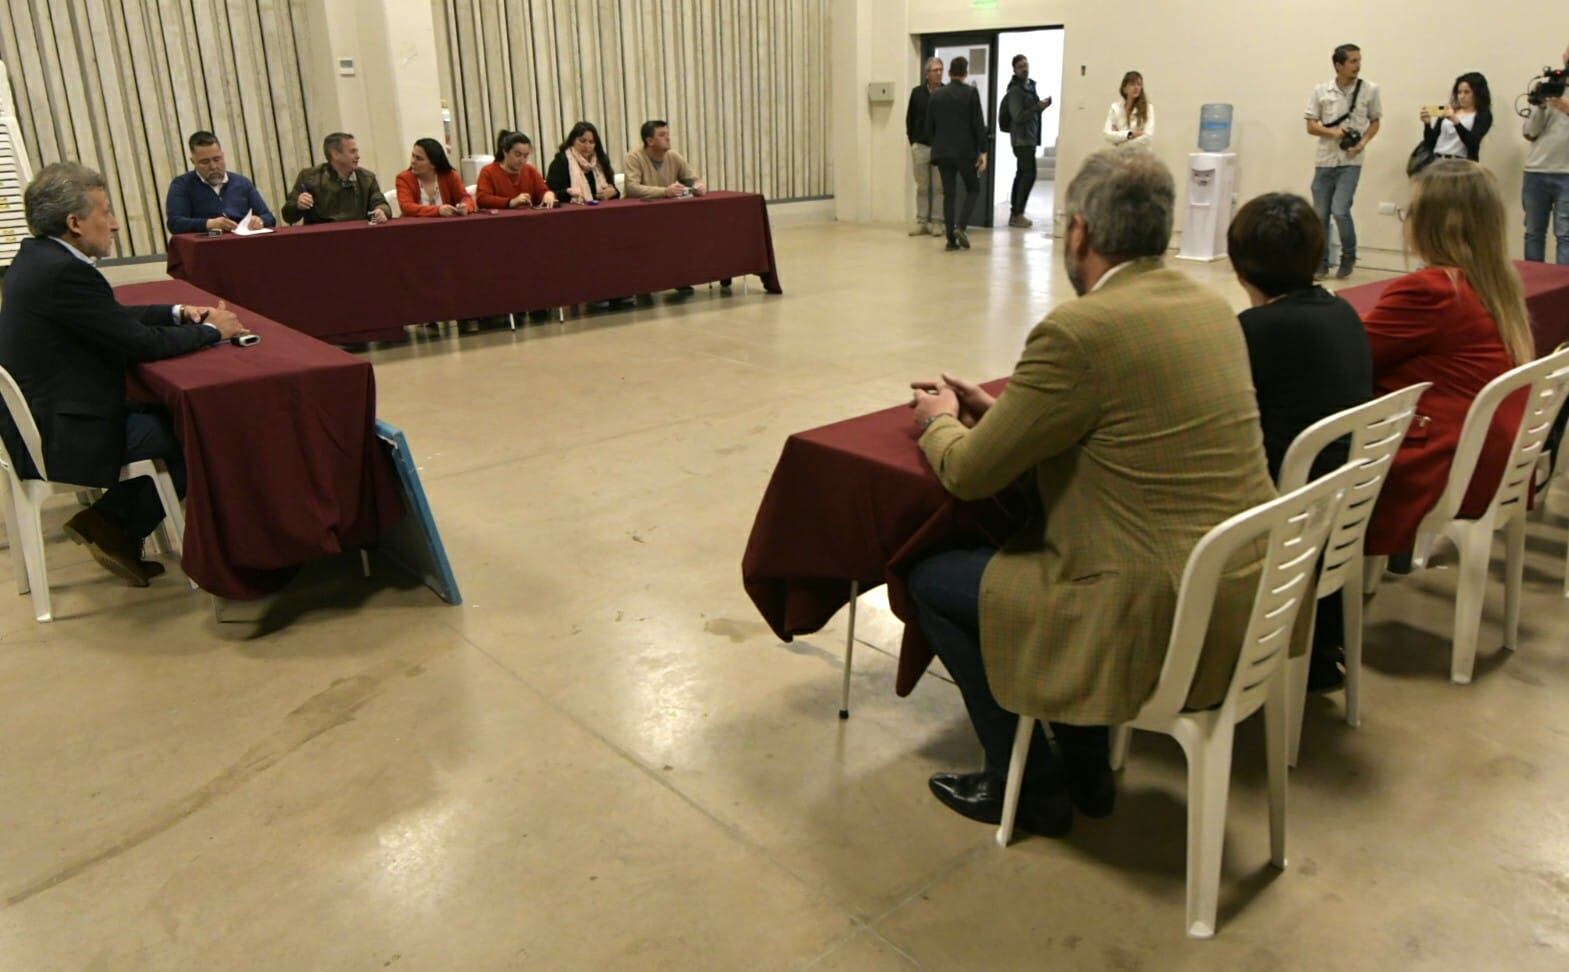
top-left (1103, 71), bottom-right (1155, 147)
top-left (1420, 72), bottom-right (1493, 164)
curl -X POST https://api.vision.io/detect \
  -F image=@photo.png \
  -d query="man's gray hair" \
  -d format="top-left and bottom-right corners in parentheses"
top-left (925, 56), bottom-right (943, 70)
top-left (24, 162), bottom-right (107, 238)
top-left (1062, 149), bottom-right (1175, 259)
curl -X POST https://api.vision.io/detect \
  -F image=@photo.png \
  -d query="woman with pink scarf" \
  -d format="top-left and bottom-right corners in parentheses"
top-left (546, 122), bottom-right (621, 204)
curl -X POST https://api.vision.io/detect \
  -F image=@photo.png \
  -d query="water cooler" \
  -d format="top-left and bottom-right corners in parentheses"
top-left (1178, 152), bottom-right (1238, 262)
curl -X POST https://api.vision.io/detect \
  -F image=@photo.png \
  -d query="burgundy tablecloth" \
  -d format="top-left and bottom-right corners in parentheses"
top-left (116, 281), bottom-right (405, 598)
top-left (1339, 260), bottom-right (1569, 353)
top-left (166, 191), bottom-right (783, 344)
top-left (742, 381), bottom-right (1020, 696)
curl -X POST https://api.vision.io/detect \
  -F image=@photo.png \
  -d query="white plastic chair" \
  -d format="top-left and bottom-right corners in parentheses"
top-left (996, 461), bottom-right (1361, 939)
top-left (1528, 342), bottom-right (1569, 597)
top-left (1407, 346), bottom-right (1569, 683)
top-left (1276, 383), bottom-right (1430, 765)
top-left (0, 367), bottom-right (185, 622)
top-left (383, 188), bottom-right (401, 219)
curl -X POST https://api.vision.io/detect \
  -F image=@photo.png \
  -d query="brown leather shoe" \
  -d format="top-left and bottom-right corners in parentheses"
top-left (63, 509), bottom-right (151, 587)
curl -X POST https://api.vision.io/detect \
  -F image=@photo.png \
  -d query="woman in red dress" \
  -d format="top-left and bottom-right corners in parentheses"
top-left (1363, 161), bottom-right (1535, 555)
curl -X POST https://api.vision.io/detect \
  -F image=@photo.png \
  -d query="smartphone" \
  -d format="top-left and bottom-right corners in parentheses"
top-left (1424, 104), bottom-right (1449, 117)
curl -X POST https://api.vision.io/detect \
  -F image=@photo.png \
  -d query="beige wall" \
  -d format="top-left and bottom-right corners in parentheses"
top-left (836, 0), bottom-right (1558, 264)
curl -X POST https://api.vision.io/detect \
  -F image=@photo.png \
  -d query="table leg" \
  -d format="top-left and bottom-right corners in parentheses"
top-left (839, 580), bottom-right (859, 720)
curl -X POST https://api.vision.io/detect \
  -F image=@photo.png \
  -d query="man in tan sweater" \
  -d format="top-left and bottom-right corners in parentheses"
top-left (622, 120), bottom-right (707, 200)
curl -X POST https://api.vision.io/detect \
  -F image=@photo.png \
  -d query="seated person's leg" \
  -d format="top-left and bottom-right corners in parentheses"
top-left (908, 547), bottom-right (1070, 834)
top-left (93, 409), bottom-right (184, 544)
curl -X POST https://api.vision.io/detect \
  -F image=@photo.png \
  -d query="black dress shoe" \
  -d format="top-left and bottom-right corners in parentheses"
top-left (945, 239), bottom-right (961, 251)
top-left (928, 771), bottom-right (1072, 837)
top-left (675, 285), bottom-right (696, 297)
top-left (138, 559), bottom-right (167, 580)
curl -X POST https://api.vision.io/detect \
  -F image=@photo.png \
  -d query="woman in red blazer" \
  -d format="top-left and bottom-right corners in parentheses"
top-left (1363, 161), bottom-right (1535, 555)
top-left (394, 138), bottom-right (475, 217)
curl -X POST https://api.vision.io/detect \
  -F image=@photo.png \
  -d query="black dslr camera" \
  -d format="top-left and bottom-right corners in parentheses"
top-left (1339, 128), bottom-right (1363, 151)
top-left (1529, 66), bottom-right (1568, 106)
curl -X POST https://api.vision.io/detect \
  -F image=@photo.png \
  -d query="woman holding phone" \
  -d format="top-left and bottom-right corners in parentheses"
top-left (1420, 72), bottom-right (1493, 163)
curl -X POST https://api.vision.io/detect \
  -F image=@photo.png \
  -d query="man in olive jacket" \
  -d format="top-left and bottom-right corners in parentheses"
top-left (908, 150), bottom-right (1276, 836)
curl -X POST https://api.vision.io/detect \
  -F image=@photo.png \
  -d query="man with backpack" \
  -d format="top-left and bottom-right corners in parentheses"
top-left (1000, 54), bottom-right (1053, 229)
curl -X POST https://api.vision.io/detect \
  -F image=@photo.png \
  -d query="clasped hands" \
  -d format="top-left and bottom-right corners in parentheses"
top-left (908, 373), bottom-right (995, 431)
top-left (181, 300), bottom-right (250, 340)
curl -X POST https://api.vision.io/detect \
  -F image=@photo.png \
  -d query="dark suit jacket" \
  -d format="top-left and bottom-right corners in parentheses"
top-left (0, 237), bottom-right (220, 487)
top-left (1239, 286), bottom-right (1373, 484)
top-left (924, 80), bottom-right (988, 163)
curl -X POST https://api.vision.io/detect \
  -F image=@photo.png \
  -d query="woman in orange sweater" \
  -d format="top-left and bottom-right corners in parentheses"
top-left (476, 130), bottom-right (556, 210)
top-left (394, 138), bottom-right (474, 217)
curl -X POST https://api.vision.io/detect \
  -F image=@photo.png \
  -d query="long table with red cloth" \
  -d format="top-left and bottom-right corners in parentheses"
top-left (743, 263), bottom-right (1569, 698)
top-left (116, 280), bottom-right (405, 598)
top-left (166, 191), bottom-right (783, 345)
top-left (742, 381), bottom-right (1021, 696)
top-left (1339, 259), bottom-right (1569, 352)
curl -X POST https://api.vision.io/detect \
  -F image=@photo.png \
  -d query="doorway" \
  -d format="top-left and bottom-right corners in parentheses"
top-left (993, 29), bottom-right (1064, 230)
top-left (920, 26), bottom-right (1064, 232)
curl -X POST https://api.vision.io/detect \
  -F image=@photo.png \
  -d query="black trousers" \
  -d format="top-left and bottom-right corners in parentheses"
top-left (908, 547), bottom-right (1108, 790)
top-left (936, 160), bottom-right (980, 239)
top-left (1010, 145), bottom-right (1038, 216)
top-left (92, 409), bottom-right (186, 541)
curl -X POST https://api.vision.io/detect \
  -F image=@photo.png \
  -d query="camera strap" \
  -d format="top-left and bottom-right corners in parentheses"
top-left (1325, 79), bottom-right (1363, 128)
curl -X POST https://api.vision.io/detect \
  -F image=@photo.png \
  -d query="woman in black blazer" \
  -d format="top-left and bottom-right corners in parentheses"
top-left (1229, 192), bottom-right (1374, 690)
top-left (1420, 72), bottom-right (1493, 162)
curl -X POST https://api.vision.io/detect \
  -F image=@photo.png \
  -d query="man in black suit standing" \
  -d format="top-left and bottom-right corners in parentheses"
top-left (924, 56), bottom-right (989, 251)
top-left (0, 163), bottom-right (248, 585)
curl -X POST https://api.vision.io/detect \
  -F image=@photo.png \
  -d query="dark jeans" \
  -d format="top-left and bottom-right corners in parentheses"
top-left (92, 409), bottom-right (185, 542)
top-left (936, 160), bottom-right (981, 240)
top-left (1010, 145), bottom-right (1038, 216)
top-left (907, 547), bottom-right (1108, 789)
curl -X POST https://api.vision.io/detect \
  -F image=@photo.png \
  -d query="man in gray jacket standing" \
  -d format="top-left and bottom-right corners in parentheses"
top-left (1001, 54), bottom-right (1053, 228)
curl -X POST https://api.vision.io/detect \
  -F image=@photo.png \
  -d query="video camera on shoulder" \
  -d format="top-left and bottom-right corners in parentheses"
top-left (1529, 66), bottom-right (1568, 106)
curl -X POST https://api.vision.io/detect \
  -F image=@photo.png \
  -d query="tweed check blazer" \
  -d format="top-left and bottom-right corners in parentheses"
top-left (919, 259), bottom-right (1278, 724)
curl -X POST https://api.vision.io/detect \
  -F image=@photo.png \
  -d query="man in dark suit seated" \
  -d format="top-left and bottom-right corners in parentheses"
top-left (0, 163), bottom-right (248, 585)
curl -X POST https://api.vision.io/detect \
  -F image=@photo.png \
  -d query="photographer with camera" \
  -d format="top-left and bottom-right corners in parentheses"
top-left (1305, 43), bottom-right (1382, 279)
top-left (1523, 45), bottom-right (1569, 264)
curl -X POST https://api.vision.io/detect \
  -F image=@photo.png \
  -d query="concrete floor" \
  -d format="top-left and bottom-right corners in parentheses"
top-left (3, 222), bottom-right (1569, 970)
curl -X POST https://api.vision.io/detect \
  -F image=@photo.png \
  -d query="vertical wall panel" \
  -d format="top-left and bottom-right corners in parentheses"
top-left (0, 0), bottom-right (319, 259)
top-left (433, 0), bottom-right (831, 201)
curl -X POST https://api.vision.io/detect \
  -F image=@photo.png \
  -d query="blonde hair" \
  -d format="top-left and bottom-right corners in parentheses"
top-left (1407, 161), bottom-right (1533, 365)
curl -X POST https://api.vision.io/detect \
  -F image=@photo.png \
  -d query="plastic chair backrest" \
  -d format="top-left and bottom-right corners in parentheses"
top-left (0, 363), bottom-right (46, 479)
top-left (1420, 346), bottom-right (1569, 532)
top-left (383, 188), bottom-right (401, 219)
top-left (1277, 383), bottom-right (1431, 598)
top-left (1137, 461), bottom-right (1360, 722)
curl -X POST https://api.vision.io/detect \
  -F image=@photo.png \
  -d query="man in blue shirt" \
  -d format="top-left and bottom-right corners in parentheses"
top-left (164, 131), bottom-right (276, 235)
